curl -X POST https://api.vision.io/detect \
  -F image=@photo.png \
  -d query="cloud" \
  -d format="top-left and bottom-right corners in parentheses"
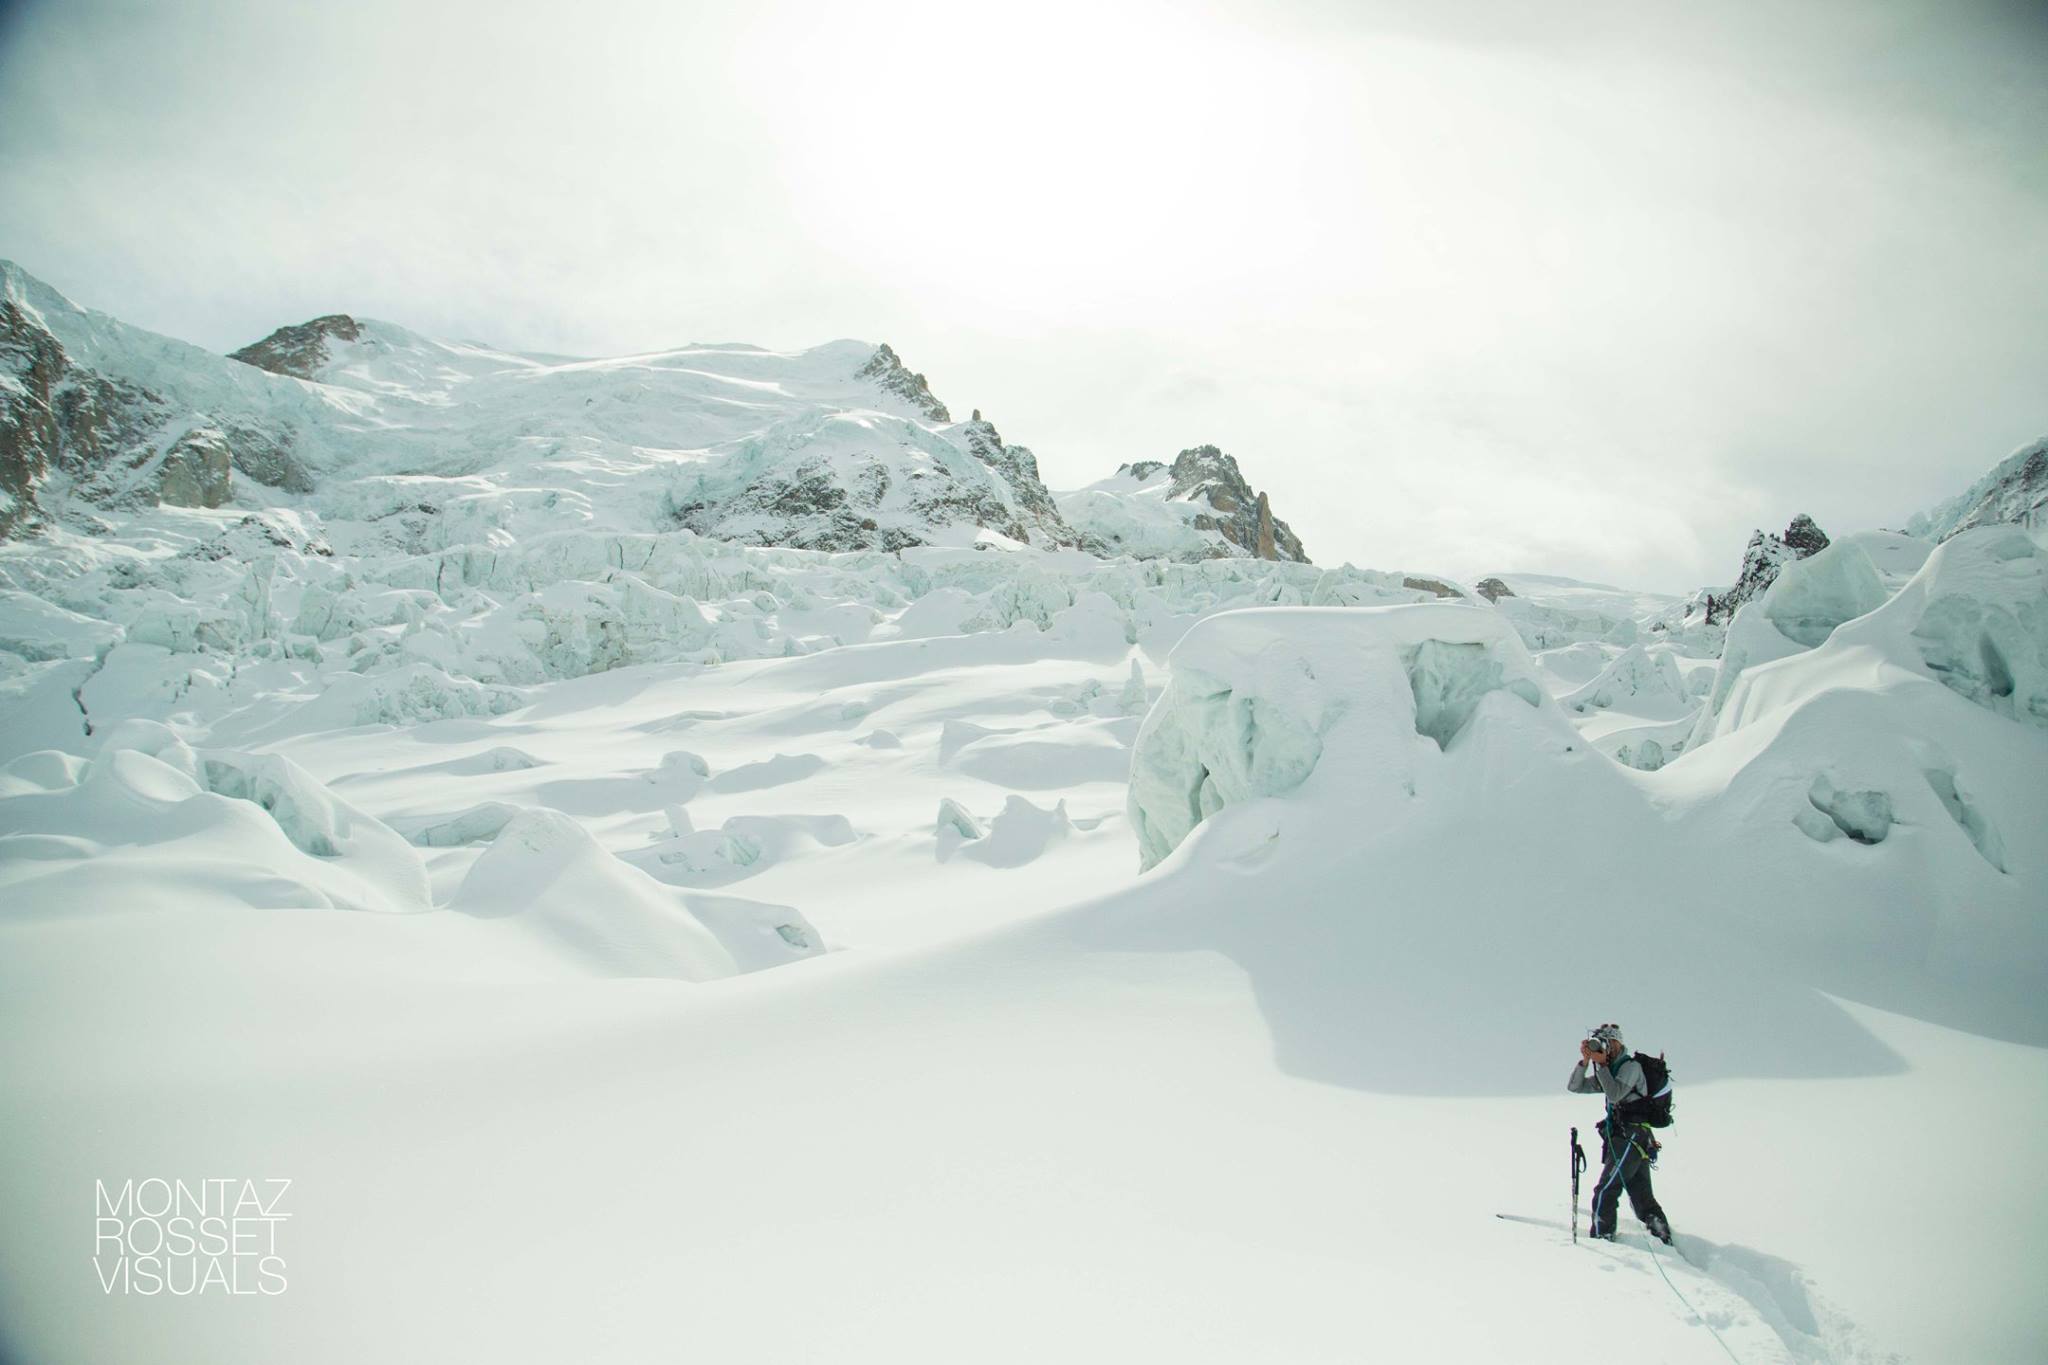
top-left (2, 0), bottom-right (2042, 592)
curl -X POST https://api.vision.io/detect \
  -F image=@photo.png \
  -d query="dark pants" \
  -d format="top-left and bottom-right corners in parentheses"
top-left (1589, 1123), bottom-right (1668, 1240)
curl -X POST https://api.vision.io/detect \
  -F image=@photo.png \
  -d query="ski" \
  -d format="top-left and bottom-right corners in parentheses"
top-left (1494, 1212), bottom-right (1565, 1231)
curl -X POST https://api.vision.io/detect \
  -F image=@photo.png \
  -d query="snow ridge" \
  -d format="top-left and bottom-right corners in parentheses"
top-left (1905, 436), bottom-right (2048, 543)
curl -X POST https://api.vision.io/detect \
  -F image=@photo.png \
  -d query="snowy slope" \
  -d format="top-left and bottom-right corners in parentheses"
top-left (1, 261), bottom-right (1080, 553)
top-left (1903, 435), bottom-right (2048, 542)
top-left (1464, 573), bottom-right (1720, 768)
top-left (1478, 571), bottom-right (1699, 648)
top-left (2, 261), bottom-right (2046, 1365)
top-left (1481, 572), bottom-right (1683, 628)
top-left (4, 527), bottom-right (2045, 1364)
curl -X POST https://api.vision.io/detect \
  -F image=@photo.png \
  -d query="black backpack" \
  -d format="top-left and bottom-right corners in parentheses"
top-left (1621, 1052), bottom-right (1675, 1128)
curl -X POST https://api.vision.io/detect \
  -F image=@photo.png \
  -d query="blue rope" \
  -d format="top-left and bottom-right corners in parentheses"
top-left (1645, 1236), bottom-right (1744, 1365)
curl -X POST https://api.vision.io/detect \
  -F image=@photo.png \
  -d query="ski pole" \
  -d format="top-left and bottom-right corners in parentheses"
top-left (1570, 1126), bottom-right (1587, 1244)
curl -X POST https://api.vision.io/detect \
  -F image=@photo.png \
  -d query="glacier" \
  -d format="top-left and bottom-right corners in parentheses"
top-left (2, 261), bottom-right (2046, 1365)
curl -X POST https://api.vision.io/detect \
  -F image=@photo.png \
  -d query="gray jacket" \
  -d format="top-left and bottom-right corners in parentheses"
top-left (1567, 1053), bottom-right (1647, 1117)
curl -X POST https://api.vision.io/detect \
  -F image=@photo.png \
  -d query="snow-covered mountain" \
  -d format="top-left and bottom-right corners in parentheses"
top-left (4, 262), bottom-right (1330, 570)
top-left (1057, 444), bottom-right (1307, 563)
top-left (5, 258), bottom-right (2048, 1365)
top-left (0, 261), bottom-right (1091, 555)
top-left (1904, 435), bottom-right (2048, 542)
top-left (2, 259), bottom-right (1479, 755)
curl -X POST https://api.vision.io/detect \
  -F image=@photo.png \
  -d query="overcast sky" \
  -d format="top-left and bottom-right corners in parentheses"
top-left (2, 0), bottom-right (2043, 592)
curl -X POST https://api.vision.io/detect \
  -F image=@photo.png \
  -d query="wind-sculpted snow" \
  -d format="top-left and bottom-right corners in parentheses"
top-left (0, 719), bottom-right (430, 915)
top-left (0, 533), bottom-right (2043, 1365)
top-left (1121, 559), bottom-right (2047, 1052)
top-left (1405, 638), bottom-right (1543, 749)
top-left (1557, 643), bottom-right (1690, 716)
top-left (1689, 532), bottom-right (1932, 746)
top-left (1900, 530), bottom-right (2048, 729)
top-left (1549, 643), bottom-right (1703, 769)
top-left (1127, 604), bottom-right (1546, 869)
top-left (0, 589), bottom-right (121, 661)
top-left (1702, 527), bottom-right (2047, 743)
top-left (954, 793), bottom-right (1075, 868)
top-left (1794, 775), bottom-right (1895, 846)
top-left (450, 806), bottom-right (777, 980)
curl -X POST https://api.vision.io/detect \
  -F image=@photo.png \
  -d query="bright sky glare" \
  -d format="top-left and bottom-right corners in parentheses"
top-left (2, 0), bottom-right (2043, 590)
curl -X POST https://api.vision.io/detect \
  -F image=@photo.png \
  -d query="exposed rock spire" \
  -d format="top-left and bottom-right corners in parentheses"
top-left (856, 343), bottom-right (950, 423)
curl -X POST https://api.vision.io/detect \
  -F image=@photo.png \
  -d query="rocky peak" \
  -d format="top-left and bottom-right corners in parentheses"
top-left (229, 314), bottom-right (362, 380)
top-left (958, 411), bottom-right (1077, 547)
top-left (1475, 577), bottom-right (1515, 602)
top-left (856, 343), bottom-right (950, 423)
top-left (1165, 444), bottom-right (1241, 497)
top-left (1067, 445), bottom-right (1308, 563)
top-left (1781, 513), bottom-right (1829, 556)
top-left (1705, 513), bottom-right (1830, 625)
top-left (1165, 444), bottom-right (1308, 563)
top-left (959, 412), bottom-right (1003, 461)
top-left (1, 298), bottom-right (193, 536)
top-left (3, 285), bottom-right (324, 538)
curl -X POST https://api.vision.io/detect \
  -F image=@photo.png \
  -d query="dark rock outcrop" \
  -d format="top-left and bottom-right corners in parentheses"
top-left (218, 417), bottom-right (314, 493)
top-left (666, 441), bottom-right (1053, 554)
top-left (664, 382), bottom-right (1079, 553)
top-left (0, 298), bottom-right (65, 537)
top-left (158, 427), bottom-right (234, 508)
top-left (1070, 446), bottom-right (1308, 564)
top-left (229, 314), bottom-right (362, 380)
top-left (1780, 512), bottom-right (1829, 557)
top-left (4, 274), bottom-right (317, 540)
top-left (1, 298), bottom-right (179, 535)
top-left (857, 343), bottom-right (950, 423)
top-left (183, 511), bottom-right (333, 561)
top-left (1705, 514), bottom-right (1829, 625)
top-left (959, 413), bottom-right (1077, 547)
top-left (1158, 445), bottom-right (1307, 562)
top-left (1475, 577), bottom-right (1515, 602)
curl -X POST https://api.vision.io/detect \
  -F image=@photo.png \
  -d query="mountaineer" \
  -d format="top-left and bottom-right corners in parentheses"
top-left (1568, 1022), bottom-right (1674, 1244)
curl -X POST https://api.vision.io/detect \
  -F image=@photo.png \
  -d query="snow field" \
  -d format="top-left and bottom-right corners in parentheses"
top-left (4, 259), bottom-right (2046, 1362)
